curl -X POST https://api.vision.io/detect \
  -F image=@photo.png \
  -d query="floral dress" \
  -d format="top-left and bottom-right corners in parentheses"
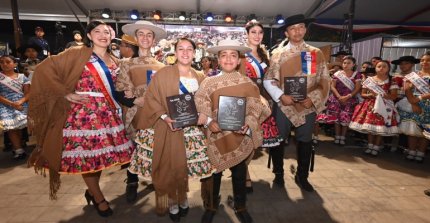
top-left (60, 58), bottom-right (134, 174)
top-left (128, 77), bottom-right (215, 181)
top-left (349, 78), bottom-right (399, 136)
top-left (0, 73), bottom-right (29, 130)
top-left (398, 75), bottom-right (430, 137)
top-left (317, 71), bottom-right (362, 126)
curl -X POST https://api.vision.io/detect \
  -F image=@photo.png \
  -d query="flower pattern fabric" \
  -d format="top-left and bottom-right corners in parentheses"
top-left (60, 64), bottom-right (134, 174)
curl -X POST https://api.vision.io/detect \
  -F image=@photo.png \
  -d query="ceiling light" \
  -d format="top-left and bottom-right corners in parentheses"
top-left (129, 9), bottom-right (139, 20)
top-left (225, 13), bottom-right (233, 23)
top-left (153, 10), bottom-right (162, 20)
top-left (275, 14), bottom-right (284, 24)
top-left (101, 8), bottom-right (111, 19)
top-left (205, 12), bottom-right (214, 22)
top-left (179, 11), bottom-right (187, 21)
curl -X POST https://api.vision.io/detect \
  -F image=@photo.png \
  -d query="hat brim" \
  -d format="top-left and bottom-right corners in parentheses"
top-left (391, 59), bottom-right (420, 65)
top-left (282, 18), bottom-right (315, 30)
top-left (207, 45), bottom-right (252, 54)
top-left (122, 24), bottom-right (167, 41)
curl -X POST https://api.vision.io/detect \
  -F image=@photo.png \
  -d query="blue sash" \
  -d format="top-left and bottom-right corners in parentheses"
top-left (245, 53), bottom-right (264, 78)
top-left (179, 81), bottom-right (190, 94)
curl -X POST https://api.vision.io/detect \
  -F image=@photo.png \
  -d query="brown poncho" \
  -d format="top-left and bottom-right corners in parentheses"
top-left (27, 46), bottom-right (94, 199)
top-left (133, 64), bottom-right (205, 214)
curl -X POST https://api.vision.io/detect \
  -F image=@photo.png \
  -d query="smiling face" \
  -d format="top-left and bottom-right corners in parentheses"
top-left (218, 49), bottom-right (241, 73)
top-left (175, 39), bottom-right (195, 66)
top-left (285, 23), bottom-right (306, 44)
top-left (135, 28), bottom-right (155, 50)
top-left (247, 25), bottom-right (264, 47)
top-left (86, 24), bottom-right (111, 48)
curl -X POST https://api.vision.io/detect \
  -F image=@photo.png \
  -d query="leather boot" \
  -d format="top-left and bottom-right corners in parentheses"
top-left (125, 170), bottom-right (139, 203)
top-left (295, 141), bottom-right (314, 192)
top-left (270, 143), bottom-right (285, 186)
top-left (201, 173), bottom-right (222, 223)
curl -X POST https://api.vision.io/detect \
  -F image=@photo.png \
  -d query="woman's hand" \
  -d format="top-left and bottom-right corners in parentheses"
top-left (65, 93), bottom-right (89, 104)
top-left (10, 102), bottom-right (24, 111)
top-left (133, 96), bottom-right (145, 107)
top-left (300, 98), bottom-right (313, 109)
top-left (163, 116), bottom-right (181, 131)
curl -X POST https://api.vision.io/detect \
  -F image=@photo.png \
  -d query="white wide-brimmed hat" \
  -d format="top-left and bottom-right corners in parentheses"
top-left (122, 20), bottom-right (167, 41)
top-left (207, 39), bottom-right (252, 54)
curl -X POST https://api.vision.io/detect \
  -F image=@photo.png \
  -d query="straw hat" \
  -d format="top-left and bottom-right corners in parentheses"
top-left (121, 34), bottom-right (138, 46)
top-left (207, 39), bottom-right (251, 54)
top-left (122, 20), bottom-right (167, 41)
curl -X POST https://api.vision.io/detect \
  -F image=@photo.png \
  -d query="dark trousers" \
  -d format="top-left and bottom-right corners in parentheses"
top-left (211, 160), bottom-right (248, 209)
top-left (275, 106), bottom-right (316, 178)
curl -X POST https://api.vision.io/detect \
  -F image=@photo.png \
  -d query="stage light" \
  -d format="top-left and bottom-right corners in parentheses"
top-left (129, 9), bottom-right (139, 20)
top-left (153, 10), bottom-right (162, 20)
top-left (179, 11), bottom-right (186, 21)
top-left (101, 8), bottom-right (111, 19)
top-left (275, 14), bottom-right (284, 24)
top-left (224, 13), bottom-right (233, 23)
top-left (205, 12), bottom-right (214, 22)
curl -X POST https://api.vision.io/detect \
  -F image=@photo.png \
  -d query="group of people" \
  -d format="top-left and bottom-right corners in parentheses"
top-left (315, 49), bottom-right (430, 163)
top-left (2, 10), bottom-right (428, 223)
top-left (0, 13), bottom-right (329, 223)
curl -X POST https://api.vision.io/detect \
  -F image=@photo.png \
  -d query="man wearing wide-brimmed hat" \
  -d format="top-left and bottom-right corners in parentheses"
top-left (195, 39), bottom-right (271, 223)
top-left (264, 14), bottom-right (330, 192)
top-left (117, 34), bottom-right (139, 59)
top-left (115, 20), bottom-right (167, 203)
top-left (65, 30), bottom-right (84, 49)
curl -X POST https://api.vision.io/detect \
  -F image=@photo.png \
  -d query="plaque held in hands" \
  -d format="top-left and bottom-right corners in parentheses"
top-left (217, 96), bottom-right (246, 131)
top-left (166, 93), bottom-right (198, 129)
top-left (284, 76), bottom-right (307, 101)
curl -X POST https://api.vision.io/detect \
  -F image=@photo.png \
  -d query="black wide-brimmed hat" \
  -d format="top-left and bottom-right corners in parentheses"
top-left (17, 44), bottom-right (42, 54)
top-left (331, 50), bottom-right (352, 57)
top-left (282, 14), bottom-right (315, 30)
top-left (391, 55), bottom-right (420, 65)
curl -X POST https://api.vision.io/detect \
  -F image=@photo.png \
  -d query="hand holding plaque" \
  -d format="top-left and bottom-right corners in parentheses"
top-left (284, 76), bottom-right (307, 101)
top-left (217, 96), bottom-right (246, 131)
top-left (166, 93), bottom-right (198, 129)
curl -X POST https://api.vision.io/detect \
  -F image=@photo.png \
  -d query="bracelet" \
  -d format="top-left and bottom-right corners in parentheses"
top-left (160, 114), bottom-right (168, 120)
top-left (418, 95), bottom-right (423, 101)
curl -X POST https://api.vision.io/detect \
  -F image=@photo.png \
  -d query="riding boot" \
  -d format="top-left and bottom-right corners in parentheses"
top-left (201, 173), bottom-right (222, 223)
top-left (270, 142), bottom-right (285, 186)
top-left (295, 141), bottom-right (314, 192)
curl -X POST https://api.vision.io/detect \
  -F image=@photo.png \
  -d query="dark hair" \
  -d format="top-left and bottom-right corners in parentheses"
top-left (123, 42), bottom-right (139, 58)
top-left (0, 55), bottom-right (18, 63)
top-left (371, 56), bottom-right (382, 61)
top-left (84, 20), bottom-right (108, 47)
top-left (342, 55), bottom-right (357, 71)
top-left (201, 56), bottom-right (213, 68)
top-left (422, 51), bottom-right (430, 58)
top-left (174, 37), bottom-right (196, 51)
top-left (245, 20), bottom-right (270, 67)
top-left (361, 61), bottom-right (372, 67)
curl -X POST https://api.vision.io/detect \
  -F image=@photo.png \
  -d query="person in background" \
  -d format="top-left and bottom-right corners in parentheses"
top-left (401, 52), bottom-right (430, 162)
top-left (118, 34), bottom-right (139, 59)
top-left (349, 60), bottom-right (399, 156)
top-left (27, 26), bottom-right (50, 60)
top-left (239, 20), bottom-right (283, 191)
top-left (0, 55), bottom-right (30, 160)
top-left (28, 20), bottom-right (134, 217)
top-left (18, 44), bottom-right (41, 80)
top-left (390, 56), bottom-right (420, 153)
top-left (116, 20), bottom-right (167, 203)
top-left (200, 56), bottom-right (213, 76)
top-left (371, 56), bottom-right (382, 67)
top-left (317, 56), bottom-right (361, 145)
top-left (264, 14), bottom-right (330, 192)
top-left (65, 30), bottom-right (84, 49)
top-left (196, 39), bottom-right (271, 223)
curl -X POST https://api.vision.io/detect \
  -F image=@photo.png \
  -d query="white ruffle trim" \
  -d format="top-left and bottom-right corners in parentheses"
top-left (1, 115), bottom-right (27, 130)
top-left (399, 120), bottom-right (424, 137)
top-left (63, 125), bottom-right (125, 137)
top-left (61, 140), bottom-right (133, 158)
top-left (349, 122), bottom-right (399, 136)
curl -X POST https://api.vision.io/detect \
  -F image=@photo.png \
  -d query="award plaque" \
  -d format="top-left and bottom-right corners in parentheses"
top-left (217, 96), bottom-right (246, 131)
top-left (166, 93), bottom-right (198, 128)
top-left (284, 76), bottom-right (307, 101)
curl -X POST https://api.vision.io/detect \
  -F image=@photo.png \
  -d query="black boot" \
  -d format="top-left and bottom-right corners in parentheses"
top-left (295, 141), bottom-right (314, 192)
top-left (201, 173), bottom-right (222, 223)
top-left (270, 144), bottom-right (285, 187)
top-left (231, 161), bottom-right (253, 223)
top-left (125, 170), bottom-right (139, 203)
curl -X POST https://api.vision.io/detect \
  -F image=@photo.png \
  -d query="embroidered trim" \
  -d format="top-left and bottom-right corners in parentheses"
top-left (62, 140), bottom-right (133, 158)
top-left (63, 125), bottom-right (125, 137)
